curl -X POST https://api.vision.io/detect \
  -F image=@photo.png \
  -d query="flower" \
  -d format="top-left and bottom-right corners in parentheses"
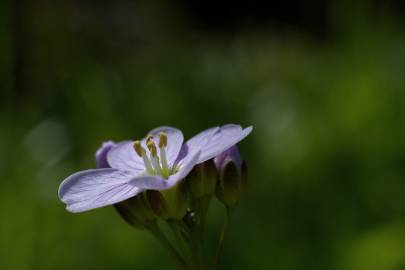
top-left (58, 124), bottom-right (252, 213)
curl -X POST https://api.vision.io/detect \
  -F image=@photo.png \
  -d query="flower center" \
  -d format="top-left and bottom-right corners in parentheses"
top-left (133, 132), bottom-right (173, 178)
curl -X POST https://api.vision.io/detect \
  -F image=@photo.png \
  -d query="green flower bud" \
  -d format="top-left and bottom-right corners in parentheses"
top-left (146, 181), bottom-right (189, 220)
top-left (114, 192), bottom-right (156, 229)
top-left (186, 160), bottom-right (218, 199)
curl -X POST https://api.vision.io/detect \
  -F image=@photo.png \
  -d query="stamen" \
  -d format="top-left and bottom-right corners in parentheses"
top-left (147, 140), bottom-right (158, 158)
top-left (132, 134), bottom-right (172, 178)
top-left (133, 141), bottom-right (145, 157)
top-left (147, 139), bottom-right (163, 174)
top-left (133, 140), bottom-right (154, 174)
top-left (146, 134), bottom-right (154, 144)
top-left (158, 132), bottom-right (169, 174)
top-left (158, 132), bottom-right (167, 148)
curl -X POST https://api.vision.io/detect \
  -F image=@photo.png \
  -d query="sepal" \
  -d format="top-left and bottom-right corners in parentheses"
top-left (146, 181), bottom-right (189, 220)
top-left (114, 192), bottom-right (156, 229)
top-left (186, 160), bottom-right (218, 199)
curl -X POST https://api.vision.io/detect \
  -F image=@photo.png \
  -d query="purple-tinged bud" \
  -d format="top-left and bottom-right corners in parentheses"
top-left (114, 192), bottom-right (156, 229)
top-left (215, 146), bottom-right (247, 206)
top-left (146, 181), bottom-right (189, 220)
top-left (214, 145), bottom-right (242, 170)
top-left (186, 160), bottom-right (218, 198)
top-left (95, 141), bottom-right (116, 168)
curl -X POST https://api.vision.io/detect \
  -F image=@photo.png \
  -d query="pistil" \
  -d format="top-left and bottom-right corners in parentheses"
top-left (133, 140), bottom-right (154, 174)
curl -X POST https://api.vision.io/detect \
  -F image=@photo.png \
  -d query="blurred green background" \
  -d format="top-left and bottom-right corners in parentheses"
top-left (1, 0), bottom-right (405, 269)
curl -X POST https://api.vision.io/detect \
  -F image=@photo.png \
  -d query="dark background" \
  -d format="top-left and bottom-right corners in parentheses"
top-left (1, 0), bottom-right (405, 269)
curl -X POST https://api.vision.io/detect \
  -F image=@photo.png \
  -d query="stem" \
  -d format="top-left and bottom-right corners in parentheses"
top-left (179, 220), bottom-right (205, 270)
top-left (189, 227), bottom-right (205, 270)
top-left (214, 206), bottom-right (233, 270)
top-left (197, 196), bottom-right (212, 241)
top-left (169, 220), bottom-right (195, 270)
top-left (147, 222), bottom-right (187, 270)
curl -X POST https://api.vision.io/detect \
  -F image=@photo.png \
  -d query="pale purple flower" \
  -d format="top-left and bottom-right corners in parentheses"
top-left (58, 124), bottom-right (252, 213)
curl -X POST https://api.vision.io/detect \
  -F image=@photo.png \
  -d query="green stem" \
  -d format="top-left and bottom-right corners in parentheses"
top-left (147, 222), bottom-right (187, 270)
top-left (190, 227), bottom-right (205, 270)
top-left (179, 220), bottom-right (205, 270)
top-left (214, 206), bottom-right (233, 270)
top-left (169, 220), bottom-right (195, 270)
top-left (197, 196), bottom-right (212, 241)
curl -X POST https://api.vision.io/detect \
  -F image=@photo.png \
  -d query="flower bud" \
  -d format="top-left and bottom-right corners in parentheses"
top-left (114, 192), bottom-right (156, 229)
top-left (186, 159), bottom-right (218, 199)
top-left (146, 181), bottom-right (189, 220)
top-left (215, 146), bottom-right (247, 206)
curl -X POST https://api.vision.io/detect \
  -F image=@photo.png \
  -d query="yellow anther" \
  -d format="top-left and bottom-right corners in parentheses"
top-left (133, 140), bottom-right (145, 157)
top-left (158, 132), bottom-right (167, 148)
top-left (147, 140), bottom-right (158, 157)
top-left (146, 134), bottom-right (154, 144)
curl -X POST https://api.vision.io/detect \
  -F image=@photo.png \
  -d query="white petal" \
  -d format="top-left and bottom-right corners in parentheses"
top-left (186, 124), bottom-right (252, 163)
top-left (58, 168), bottom-right (159, 212)
top-left (107, 141), bottom-right (145, 172)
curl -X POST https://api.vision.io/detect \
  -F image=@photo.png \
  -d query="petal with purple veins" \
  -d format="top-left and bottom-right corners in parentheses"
top-left (107, 141), bottom-right (145, 172)
top-left (95, 141), bottom-right (116, 168)
top-left (58, 168), bottom-right (159, 212)
top-left (185, 126), bottom-right (219, 154)
top-left (187, 124), bottom-right (252, 164)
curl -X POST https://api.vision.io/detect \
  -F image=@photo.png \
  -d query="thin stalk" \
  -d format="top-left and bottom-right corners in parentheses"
top-left (147, 222), bottom-right (187, 270)
top-left (197, 196), bottom-right (212, 242)
top-left (169, 220), bottom-right (195, 270)
top-left (179, 220), bottom-right (205, 270)
top-left (189, 227), bottom-right (205, 270)
top-left (214, 206), bottom-right (233, 270)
